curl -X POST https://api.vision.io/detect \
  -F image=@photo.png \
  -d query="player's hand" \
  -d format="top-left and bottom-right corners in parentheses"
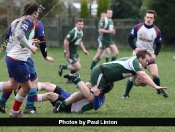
top-left (85, 82), bottom-right (92, 89)
top-left (66, 53), bottom-right (70, 60)
top-left (32, 39), bottom-right (40, 44)
top-left (155, 86), bottom-right (167, 90)
top-left (93, 85), bottom-right (101, 96)
top-left (84, 50), bottom-right (89, 56)
top-left (45, 56), bottom-right (54, 63)
top-left (31, 46), bottom-right (38, 54)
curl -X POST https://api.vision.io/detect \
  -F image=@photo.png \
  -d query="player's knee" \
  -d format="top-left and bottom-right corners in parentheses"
top-left (113, 51), bottom-right (119, 56)
top-left (10, 83), bottom-right (19, 90)
top-left (47, 92), bottom-right (52, 100)
top-left (45, 82), bottom-right (51, 86)
top-left (152, 73), bottom-right (159, 78)
top-left (73, 64), bottom-right (81, 71)
top-left (23, 87), bottom-right (31, 93)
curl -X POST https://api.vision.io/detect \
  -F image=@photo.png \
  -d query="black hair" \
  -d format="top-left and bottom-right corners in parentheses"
top-left (23, 2), bottom-right (38, 15)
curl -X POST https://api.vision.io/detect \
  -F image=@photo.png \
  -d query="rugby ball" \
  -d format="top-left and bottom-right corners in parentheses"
top-left (133, 74), bottom-right (140, 86)
top-left (133, 74), bottom-right (147, 87)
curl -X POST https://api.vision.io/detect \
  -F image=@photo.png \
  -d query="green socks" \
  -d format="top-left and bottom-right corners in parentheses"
top-left (153, 77), bottom-right (160, 86)
top-left (105, 57), bottom-right (109, 62)
top-left (62, 65), bottom-right (68, 69)
top-left (60, 100), bottom-right (67, 109)
top-left (111, 56), bottom-right (116, 61)
top-left (71, 71), bottom-right (76, 74)
top-left (124, 79), bottom-right (133, 96)
top-left (90, 60), bottom-right (98, 70)
top-left (74, 78), bottom-right (81, 85)
top-left (153, 77), bottom-right (160, 92)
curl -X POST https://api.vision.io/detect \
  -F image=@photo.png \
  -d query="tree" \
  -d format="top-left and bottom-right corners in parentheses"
top-left (97, 0), bottom-right (110, 18)
top-left (141, 0), bottom-right (175, 44)
top-left (111, 0), bottom-right (142, 19)
top-left (79, 0), bottom-right (90, 18)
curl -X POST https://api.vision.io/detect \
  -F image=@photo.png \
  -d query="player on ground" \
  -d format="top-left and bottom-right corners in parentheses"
top-left (34, 82), bottom-right (107, 113)
top-left (122, 10), bottom-right (168, 99)
top-left (58, 18), bottom-right (89, 83)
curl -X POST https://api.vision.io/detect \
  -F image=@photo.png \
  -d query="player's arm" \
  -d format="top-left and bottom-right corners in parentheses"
top-left (36, 21), bottom-right (54, 62)
top-left (64, 32), bottom-right (74, 60)
top-left (98, 19), bottom-right (114, 34)
top-left (128, 35), bottom-right (136, 50)
top-left (99, 28), bottom-right (114, 34)
top-left (93, 95), bottom-right (105, 110)
top-left (129, 25), bottom-right (142, 53)
top-left (79, 41), bottom-right (89, 56)
top-left (64, 39), bottom-right (70, 53)
top-left (152, 29), bottom-right (162, 60)
top-left (91, 85), bottom-right (104, 110)
top-left (154, 42), bottom-right (161, 56)
top-left (64, 39), bottom-right (70, 60)
top-left (136, 70), bottom-right (166, 90)
top-left (16, 17), bottom-right (37, 53)
top-left (132, 59), bottom-right (166, 90)
top-left (150, 42), bottom-right (161, 62)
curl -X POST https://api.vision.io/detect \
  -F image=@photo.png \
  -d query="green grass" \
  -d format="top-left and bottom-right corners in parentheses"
top-left (0, 48), bottom-right (175, 131)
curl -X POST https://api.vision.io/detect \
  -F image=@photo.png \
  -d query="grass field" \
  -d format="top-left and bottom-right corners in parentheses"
top-left (0, 47), bottom-right (175, 131)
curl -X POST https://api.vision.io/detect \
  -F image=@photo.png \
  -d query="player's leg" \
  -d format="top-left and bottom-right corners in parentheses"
top-left (0, 55), bottom-right (19, 113)
top-left (6, 57), bottom-right (31, 118)
top-left (9, 81), bottom-right (31, 118)
top-left (90, 39), bottom-right (104, 71)
top-left (59, 53), bottom-right (80, 77)
top-left (109, 44), bottom-right (119, 61)
top-left (36, 92), bottom-right (60, 105)
top-left (57, 91), bottom-right (85, 108)
top-left (104, 47), bottom-right (111, 62)
top-left (23, 57), bottom-right (39, 114)
top-left (37, 82), bottom-right (57, 92)
top-left (0, 78), bottom-right (19, 113)
top-left (89, 48), bottom-right (104, 72)
top-left (37, 82), bottom-right (69, 101)
top-left (122, 77), bottom-right (134, 99)
top-left (54, 91), bottom-right (87, 113)
top-left (147, 63), bottom-right (168, 98)
top-left (68, 60), bottom-right (81, 72)
top-left (23, 76), bottom-right (38, 114)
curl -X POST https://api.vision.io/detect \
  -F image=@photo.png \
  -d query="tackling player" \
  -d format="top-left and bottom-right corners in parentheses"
top-left (34, 82), bottom-right (107, 113)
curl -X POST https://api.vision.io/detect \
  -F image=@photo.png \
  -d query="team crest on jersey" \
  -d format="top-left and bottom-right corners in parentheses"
top-left (100, 22), bottom-right (103, 26)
